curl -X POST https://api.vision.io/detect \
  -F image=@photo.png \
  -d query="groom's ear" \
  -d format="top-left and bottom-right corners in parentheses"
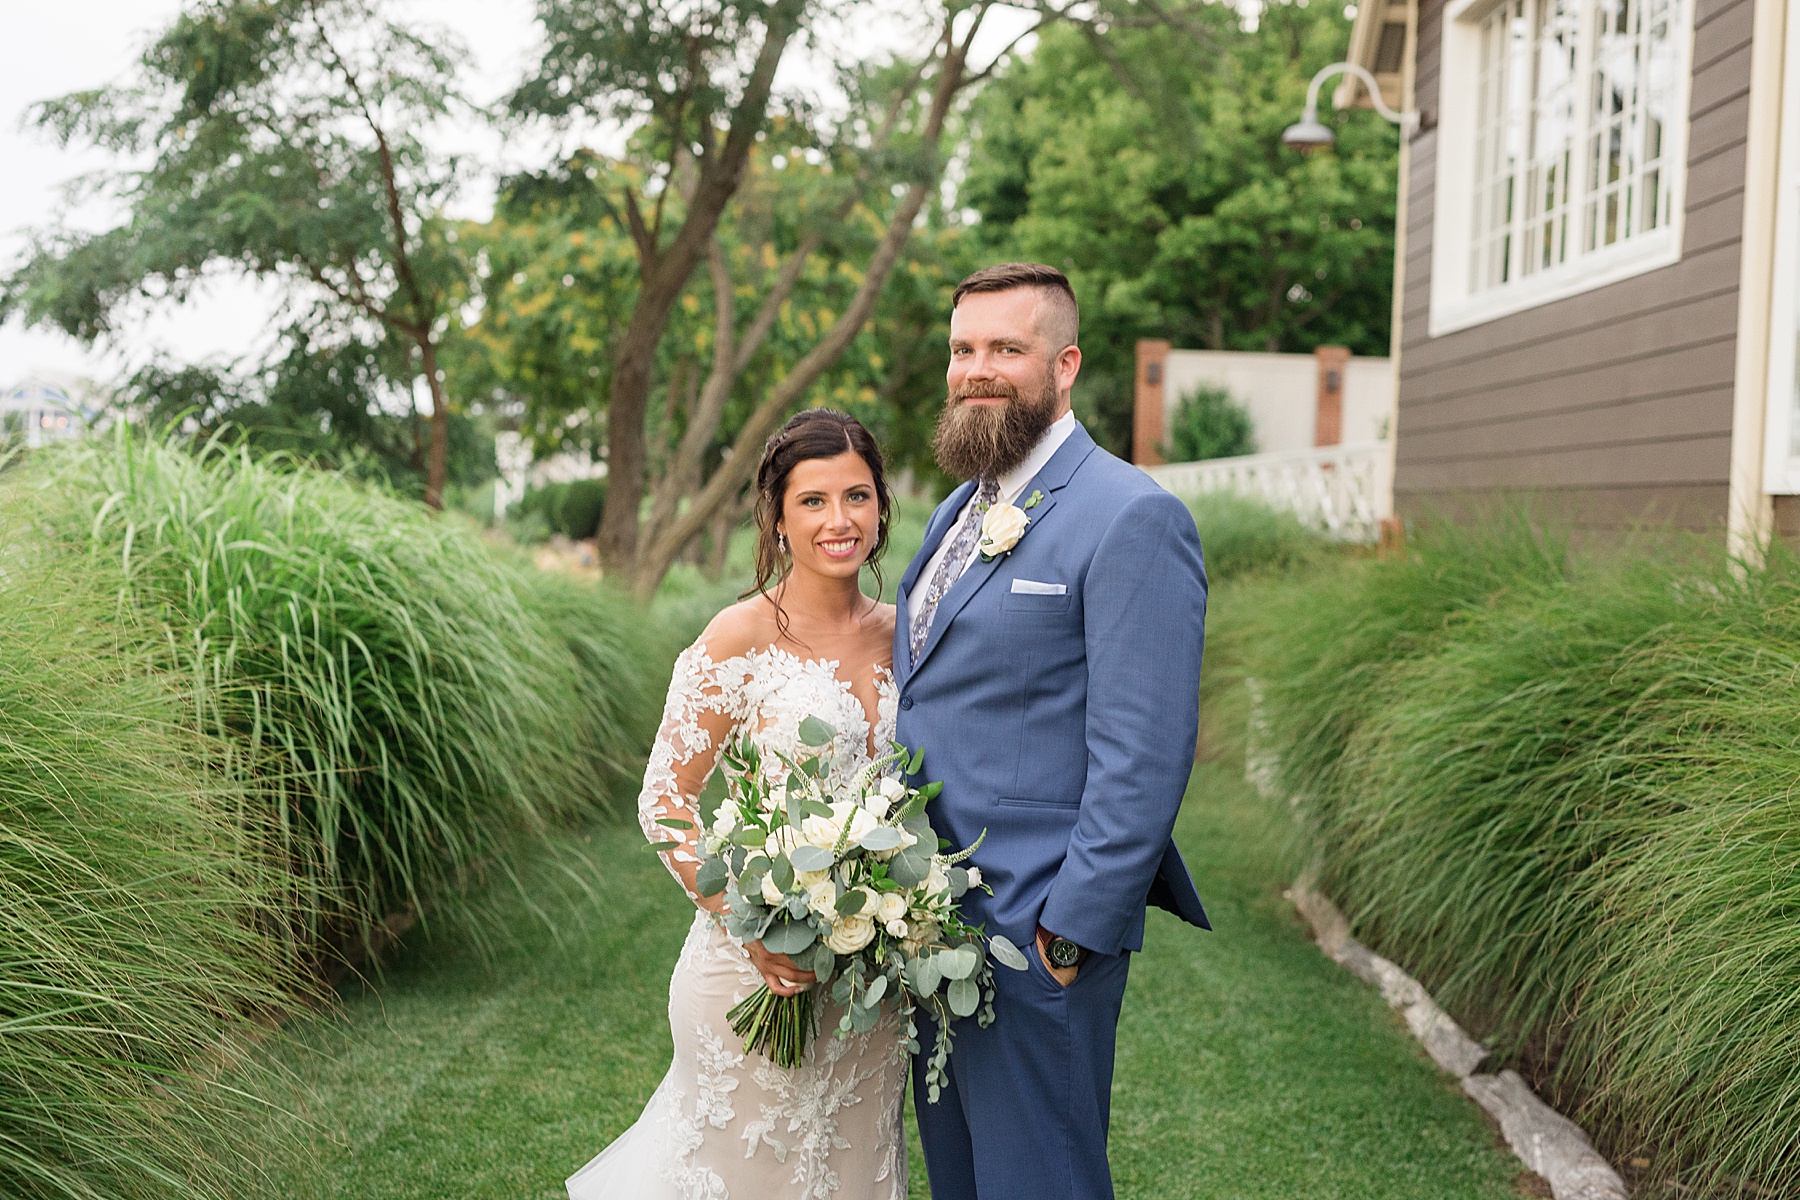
top-left (1055, 342), bottom-right (1082, 401)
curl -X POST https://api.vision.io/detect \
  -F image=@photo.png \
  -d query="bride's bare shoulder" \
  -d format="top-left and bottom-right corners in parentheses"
top-left (696, 596), bottom-right (780, 660)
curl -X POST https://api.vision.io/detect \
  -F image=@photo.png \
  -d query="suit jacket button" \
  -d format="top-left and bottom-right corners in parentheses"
top-left (899, 696), bottom-right (914, 710)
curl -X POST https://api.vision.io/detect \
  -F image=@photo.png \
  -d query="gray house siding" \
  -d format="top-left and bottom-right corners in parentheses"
top-left (1394, 0), bottom-right (1755, 529)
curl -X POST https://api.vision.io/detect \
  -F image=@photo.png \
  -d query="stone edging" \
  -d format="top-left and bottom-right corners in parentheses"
top-left (1287, 881), bottom-right (1628, 1200)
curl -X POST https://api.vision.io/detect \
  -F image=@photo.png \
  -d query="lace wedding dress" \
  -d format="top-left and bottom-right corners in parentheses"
top-left (567, 638), bottom-right (908, 1200)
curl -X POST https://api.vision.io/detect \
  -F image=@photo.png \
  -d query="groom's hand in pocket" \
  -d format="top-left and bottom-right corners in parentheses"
top-left (1035, 925), bottom-right (1081, 987)
top-left (746, 940), bottom-right (816, 997)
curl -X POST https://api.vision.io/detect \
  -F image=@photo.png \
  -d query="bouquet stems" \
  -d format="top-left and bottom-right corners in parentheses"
top-left (727, 984), bottom-right (816, 1068)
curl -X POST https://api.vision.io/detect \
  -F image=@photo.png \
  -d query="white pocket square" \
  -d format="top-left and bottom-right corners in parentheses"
top-left (1010, 579), bottom-right (1067, 595)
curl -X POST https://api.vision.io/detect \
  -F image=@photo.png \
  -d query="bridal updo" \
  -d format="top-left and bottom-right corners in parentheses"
top-left (746, 408), bottom-right (893, 611)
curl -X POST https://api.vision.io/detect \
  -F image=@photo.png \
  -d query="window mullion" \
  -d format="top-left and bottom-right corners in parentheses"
top-left (1570, 0), bottom-right (1598, 260)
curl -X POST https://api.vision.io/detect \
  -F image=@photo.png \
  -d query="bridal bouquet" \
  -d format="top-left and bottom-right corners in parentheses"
top-left (648, 716), bottom-right (1027, 1100)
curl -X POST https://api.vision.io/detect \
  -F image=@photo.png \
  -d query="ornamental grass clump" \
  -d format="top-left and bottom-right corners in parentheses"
top-left (0, 518), bottom-right (298, 1200)
top-left (1183, 491), bottom-right (1329, 582)
top-left (28, 430), bottom-right (639, 955)
top-left (1235, 516), bottom-right (1800, 1194)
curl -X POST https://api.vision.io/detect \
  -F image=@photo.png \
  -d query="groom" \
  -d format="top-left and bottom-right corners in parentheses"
top-left (895, 263), bottom-right (1211, 1200)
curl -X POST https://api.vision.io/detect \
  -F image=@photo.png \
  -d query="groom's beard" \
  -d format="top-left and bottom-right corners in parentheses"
top-left (931, 370), bottom-right (1060, 481)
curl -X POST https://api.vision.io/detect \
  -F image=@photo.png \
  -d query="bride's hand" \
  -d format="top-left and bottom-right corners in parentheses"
top-left (745, 940), bottom-right (816, 997)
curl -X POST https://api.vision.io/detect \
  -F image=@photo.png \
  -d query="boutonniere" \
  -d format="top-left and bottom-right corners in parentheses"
top-left (978, 491), bottom-right (1043, 561)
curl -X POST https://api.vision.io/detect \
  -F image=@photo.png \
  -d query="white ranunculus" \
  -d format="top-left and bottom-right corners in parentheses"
top-left (713, 804), bottom-right (739, 836)
top-left (876, 891), bottom-right (909, 924)
top-left (825, 914), bottom-right (876, 954)
top-left (964, 866), bottom-right (981, 889)
top-left (760, 872), bottom-right (787, 907)
top-left (807, 881), bottom-right (838, 919)
top-left (978, 502), bottom-right (1030, 557)
top-left (885, 918), bottom-right (909, 939)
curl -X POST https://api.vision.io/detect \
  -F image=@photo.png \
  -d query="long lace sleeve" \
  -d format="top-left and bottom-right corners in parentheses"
top-left (638, 640), bottom-right (753, 903)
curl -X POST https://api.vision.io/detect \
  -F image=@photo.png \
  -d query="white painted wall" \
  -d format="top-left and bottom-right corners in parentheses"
top-left (1161, 349), bottom-right (1394, 457)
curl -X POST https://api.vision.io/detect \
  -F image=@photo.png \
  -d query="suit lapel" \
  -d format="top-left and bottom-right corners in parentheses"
top-left (910, 426), bottom-right (1098, 674)
top-left (897, 481), bottom-right (975, 678)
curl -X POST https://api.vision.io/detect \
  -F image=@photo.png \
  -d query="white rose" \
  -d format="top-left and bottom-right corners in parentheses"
top-left (849, 887), bottom-right (879, 917)
top-left (885, 918), bottom-right (909, 939)
top-left (924, 862), bottom-right (950, 897)
top-left (760, 872), bottom-right (787, 907)
top-left (807, 881), bottom-right (838, 919)
top-left (879, 776), bottom-right (907, 805)
top-left (964, 866), bottom-right (981, 889)
top-left (800, 811), bottom-right (842, 851)
top-left (713, 803), bottom-right (739, 836)
top-left (876, 892), bottom-right (909, 924)
top-left (824, 914), bottom-right (876, 954)
top-left (977, 502), bottom-right (1030, 558)
top-left (866, 776), bottom-right (907, 819)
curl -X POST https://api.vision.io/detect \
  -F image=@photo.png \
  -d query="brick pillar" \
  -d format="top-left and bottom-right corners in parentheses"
top-left (1134, 339), bottom-right (1171, 465)
top-left (1314, 345), bottom-right (1350, 447)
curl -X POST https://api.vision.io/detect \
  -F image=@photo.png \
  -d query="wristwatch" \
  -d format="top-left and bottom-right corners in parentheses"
top-left (1045, 934), bottom-right (1085, 970)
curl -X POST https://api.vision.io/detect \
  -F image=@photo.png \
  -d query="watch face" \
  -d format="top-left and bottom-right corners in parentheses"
top-left (1048, 938), bottom-right (1081, 968)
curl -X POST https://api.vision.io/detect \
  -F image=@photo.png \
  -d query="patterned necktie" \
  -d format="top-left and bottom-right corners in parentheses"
top-left (909, 477), bottom-right (1001, 663)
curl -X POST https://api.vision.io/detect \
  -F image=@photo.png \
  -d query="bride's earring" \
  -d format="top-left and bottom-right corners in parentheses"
top-left (777, 532), bottom-right (789, 556)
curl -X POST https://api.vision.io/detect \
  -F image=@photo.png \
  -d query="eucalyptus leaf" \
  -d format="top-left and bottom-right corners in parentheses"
top-left (888, 849), bottom-right (929, 889)
top-left (861, 974), bottom-right (889, 1007)
top-left (939, 945), bottom-right (978, 980)
top-left (761, 919), bottom-right (817, 956)
top-left (857, 826), bottom-right (906, 852)
top-left (788, 844), bottom-right (835, 873)
top-left (947, 866), bottom-right (969, 897)
top-left (850, 1000), bottom-right (881, 1032)
top-left (771, 854), bottom-right (795, 892)
top-left (989, 934), bottom-right (1031, 971)
top-left (835, 888), bottom-right (870, 917)
top-left (694, 857), bottom-right (728, 897)
top-left (947, 976), bottom-right (979, 1018)
top-left (811, 940), bottom-right (837, 977)
top-left (915, 955), bottom-right (943, 996)
top-left (800, 799), bottom-right (835, 819)
top-left (733, 827), bottom-right (767, 847)
top-left (798, 716), bottom-right (837, 747)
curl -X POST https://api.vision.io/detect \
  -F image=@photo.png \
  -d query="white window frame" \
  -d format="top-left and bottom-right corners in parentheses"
top-left (1762, 1), bottom-right (1800, 493)
top-left (1430, 0), bottom-right (1695, 336)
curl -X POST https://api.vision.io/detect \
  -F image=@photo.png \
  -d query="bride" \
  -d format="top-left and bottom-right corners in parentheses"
top-left (568, 409), bottom-right (908, 1200)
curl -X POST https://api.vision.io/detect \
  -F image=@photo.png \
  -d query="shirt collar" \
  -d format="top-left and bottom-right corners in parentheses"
top-left (997, 410), bottom-right (1078, 502)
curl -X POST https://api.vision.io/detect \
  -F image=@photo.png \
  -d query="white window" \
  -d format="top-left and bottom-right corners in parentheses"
top-left (1762, 0), bottom-right (1800, 494)
top-left (1432, 0), bottom-right (1692, 334)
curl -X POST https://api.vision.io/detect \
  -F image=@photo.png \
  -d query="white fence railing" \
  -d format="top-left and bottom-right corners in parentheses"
top-left (1145, 440), bottom-right (1392, 542)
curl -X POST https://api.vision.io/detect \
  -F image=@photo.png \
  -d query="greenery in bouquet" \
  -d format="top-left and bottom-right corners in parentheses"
top-left (647, 716), bottom-right (1027, 1099)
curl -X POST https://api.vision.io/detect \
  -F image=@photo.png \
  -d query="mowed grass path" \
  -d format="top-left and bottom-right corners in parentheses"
top-left (263, 755), bottom-right (1522, 1199)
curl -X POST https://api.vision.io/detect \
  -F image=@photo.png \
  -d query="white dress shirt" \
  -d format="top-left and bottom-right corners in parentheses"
top-left (906, 411), bottom-right (1079, 629)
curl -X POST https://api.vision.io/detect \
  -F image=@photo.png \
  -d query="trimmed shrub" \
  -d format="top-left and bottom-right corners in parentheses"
top-left (0, 522), bottom-right (297, 1200)
top-left (1165, 383), bottom-right (1256, 463)
top-left (1230, 517), bottom-right (1800, 1194)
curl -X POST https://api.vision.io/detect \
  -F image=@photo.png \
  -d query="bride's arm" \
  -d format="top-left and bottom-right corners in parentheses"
top-left (639, 634), bottom-right (753, 913)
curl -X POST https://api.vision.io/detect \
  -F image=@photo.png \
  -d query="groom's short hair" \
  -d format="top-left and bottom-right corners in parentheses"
top-left (952, 262), bottom-right (1080, 352)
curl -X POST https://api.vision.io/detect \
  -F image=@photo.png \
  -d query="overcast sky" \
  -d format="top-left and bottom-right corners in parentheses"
top-left (0, 2), bottom-right (1034, 393)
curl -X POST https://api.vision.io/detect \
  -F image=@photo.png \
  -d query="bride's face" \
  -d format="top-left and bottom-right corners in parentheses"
top-left (779, 452), bottom-right (880, 584)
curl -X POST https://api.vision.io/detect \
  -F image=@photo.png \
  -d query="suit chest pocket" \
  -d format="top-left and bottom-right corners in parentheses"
top-left (1000, 589), bottom-right (1074, 616)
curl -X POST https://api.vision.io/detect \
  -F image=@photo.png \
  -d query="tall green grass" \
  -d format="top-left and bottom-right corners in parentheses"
top-left (1227, 516), bottom-right (1799, 1194)
top-left (23, 430), bottom-right (648, 953)
top-left (0, 520), bottom-right (298, 1200)
top-left (1183, 491), bottom-right (1331, 582)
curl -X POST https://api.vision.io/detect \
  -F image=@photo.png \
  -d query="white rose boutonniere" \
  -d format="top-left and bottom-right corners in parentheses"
top-left (977, 489), bottom-right (1044, 561)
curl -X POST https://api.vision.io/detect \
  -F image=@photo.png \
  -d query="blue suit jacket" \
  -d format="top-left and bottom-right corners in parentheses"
top-left (894, 424), bottom-right (1210, 957)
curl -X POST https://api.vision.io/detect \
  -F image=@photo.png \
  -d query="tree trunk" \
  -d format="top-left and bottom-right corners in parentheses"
top-left (593, 6), bottom-right (801, 572)
top-left (420, 338), bottom-right (449, 511)
top-left (627, 22), bottom-right (977, 598)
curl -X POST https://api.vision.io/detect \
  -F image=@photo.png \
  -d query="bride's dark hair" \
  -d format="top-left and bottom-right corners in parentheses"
top-left (744, 409), bottom-right (892, 632)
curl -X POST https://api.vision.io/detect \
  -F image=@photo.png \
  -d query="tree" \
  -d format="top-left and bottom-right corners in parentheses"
top-left (1, 0), bottom-right (477, 507)
top-left (506, 0), bottom-right (1207, 593)
top-left (961, 2), bottom-right (1399, 456)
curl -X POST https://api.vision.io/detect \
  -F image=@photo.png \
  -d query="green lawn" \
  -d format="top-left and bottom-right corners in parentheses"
top-left (262, 755), bottom-right (1523, 1199)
